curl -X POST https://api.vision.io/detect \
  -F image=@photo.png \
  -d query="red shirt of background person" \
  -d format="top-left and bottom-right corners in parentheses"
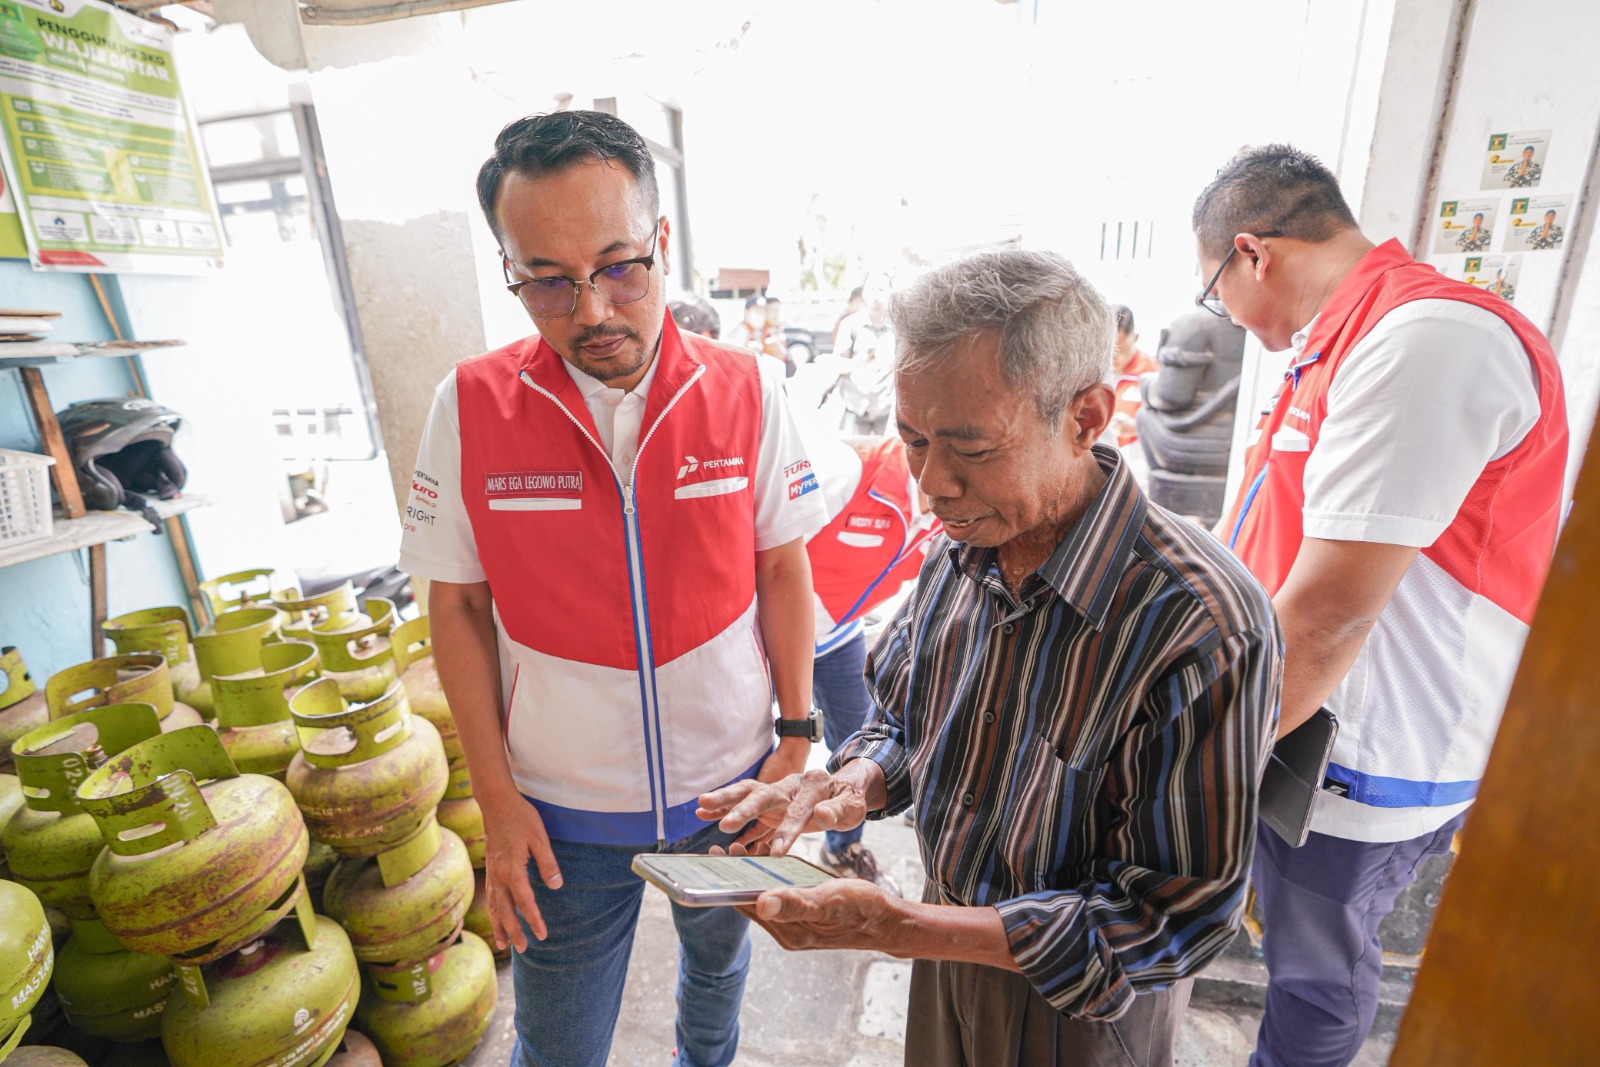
top-left (1109, 304), bottom-right (1157, 446)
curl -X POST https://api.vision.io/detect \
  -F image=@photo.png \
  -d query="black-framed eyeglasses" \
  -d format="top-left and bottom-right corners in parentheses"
top-left (503, 221), bottom-right (660, 319)
top-left (1196, 230), bottom-right (1282, 318)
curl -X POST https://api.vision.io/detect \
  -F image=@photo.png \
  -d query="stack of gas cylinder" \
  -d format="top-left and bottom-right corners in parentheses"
top-left (0, 567), bottom-right (494, 1067)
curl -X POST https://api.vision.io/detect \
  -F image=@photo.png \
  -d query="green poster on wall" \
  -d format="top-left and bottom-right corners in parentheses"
top-left (0, 165), bottom-right (25, 258)
top-left (0, 0), bottom-right (224, 273)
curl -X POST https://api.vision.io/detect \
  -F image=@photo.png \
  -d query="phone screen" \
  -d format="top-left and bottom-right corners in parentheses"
top-left (635, 854), bottom-right (837, 897)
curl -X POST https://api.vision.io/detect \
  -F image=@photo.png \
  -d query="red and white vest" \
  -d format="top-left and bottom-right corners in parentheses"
top-left (807, 438), bottom-right (939, 655)
top-left (455, 315), bottom-right (774, 845)
top-left (1225, 239), bottom-right (1567, 837)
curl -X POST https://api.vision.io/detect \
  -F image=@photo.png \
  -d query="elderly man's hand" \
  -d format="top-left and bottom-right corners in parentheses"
top-left (738, 876), bottom-right (907, 954)
top-left (696, 769), bottom-right (869, 855)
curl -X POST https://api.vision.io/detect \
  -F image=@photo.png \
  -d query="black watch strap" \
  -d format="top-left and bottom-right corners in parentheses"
top-left (775, 710), bottom-right (823, 742)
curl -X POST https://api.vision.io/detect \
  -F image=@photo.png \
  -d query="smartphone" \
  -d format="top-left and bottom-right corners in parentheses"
top-left (631, 852), bottom-right (839, 907)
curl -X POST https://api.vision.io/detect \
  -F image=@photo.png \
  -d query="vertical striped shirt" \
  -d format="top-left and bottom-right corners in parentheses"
top-left (830, 445), bottom-right (1281, 1020)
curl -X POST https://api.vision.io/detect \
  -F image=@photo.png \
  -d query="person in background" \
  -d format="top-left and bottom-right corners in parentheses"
top-left (730, 295), bottom-right (788, 365)
top-left (1108, 304), bottom-right (1157, 447)
top-left (1192, 144), bottom-right (1567, 1067)
top-left (832, 277), bottom-right (895, 434)
top-left (668, 294), bottom-right (721, 340)
top-left (403, 110), bottom-right (829, 1067)
top-left (833, 285), bottom-right (866, 347)
top-left (700, 248), bottom-right (1281, 1067)
top-left (803, 432), bottom-right (941, 890)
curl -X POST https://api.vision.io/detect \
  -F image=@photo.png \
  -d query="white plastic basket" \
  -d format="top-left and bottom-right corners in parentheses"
top-left (0, 448), bottom-right (56, 549)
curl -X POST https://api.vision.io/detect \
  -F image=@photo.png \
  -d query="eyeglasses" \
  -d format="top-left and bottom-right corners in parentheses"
top-left (1195, 230), bottom-right (1282, 318)
top-left (503, 221), bottom-right (660, 319)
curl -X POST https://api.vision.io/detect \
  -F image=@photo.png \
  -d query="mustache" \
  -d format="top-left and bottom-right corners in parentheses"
top-left (573, 326), bottom-right (640, 347)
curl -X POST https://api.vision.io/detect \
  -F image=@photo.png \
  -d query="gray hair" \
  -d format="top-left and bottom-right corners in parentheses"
top-left (889, 249), bottom-right (1114, 426)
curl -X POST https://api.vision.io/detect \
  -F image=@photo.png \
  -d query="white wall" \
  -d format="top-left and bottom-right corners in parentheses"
top-left (1224, 0), bottom-right (1600, 509)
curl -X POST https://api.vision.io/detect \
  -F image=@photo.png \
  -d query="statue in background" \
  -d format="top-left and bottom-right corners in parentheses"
top-left (1136, 311), bottom-right (1247, 528)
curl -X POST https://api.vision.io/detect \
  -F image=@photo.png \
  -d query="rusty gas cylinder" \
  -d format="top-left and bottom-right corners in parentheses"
top-left (46, 655), bottom-right (204, 734)
top-left (322, 817), bottom-right (473, 968)
top-left (391, 616), bottom-right (459, 762)
top-left (3, 704), bottom-right (164, 917)
top-left (273, 582), bottom-right (369, 641)
top-left (161, 914), bottom-right (359, 1067)
top-left (307, 599), bottom-right (398, 705)
top-left (356, 931), bottom-right (496, 1067)
top-left (79, 726), bottom-right (309, 965)
top-left (214, 641), bottom-right (320, 779)
top-left (434, 760), bottom-right (483, 869)
top-left (286, 679), bottom-right (447, 863)
top-left (0, 877), bottom-right (53, 1060)
top-left (0, 647), bottom-right (49, 776)
top-left (102, 607), bottom-right (202, 704)
top-left (188, 607), bottom-right (286, 718)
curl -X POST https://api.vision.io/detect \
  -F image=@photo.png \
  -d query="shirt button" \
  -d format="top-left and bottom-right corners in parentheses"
top-left (982, 712), bottom-right (995, 724)
top-left (961, 792), bottom-right (975, 806)
top-left (1002, 623), bottom-right (1015, 634)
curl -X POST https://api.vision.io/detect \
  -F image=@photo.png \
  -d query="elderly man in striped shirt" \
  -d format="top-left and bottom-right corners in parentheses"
top-left (699, 249), bottom-right (1282, 1067)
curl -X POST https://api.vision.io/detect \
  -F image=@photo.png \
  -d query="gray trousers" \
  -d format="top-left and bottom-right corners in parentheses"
top-left (904, 957), bottom-right (1193, 1067)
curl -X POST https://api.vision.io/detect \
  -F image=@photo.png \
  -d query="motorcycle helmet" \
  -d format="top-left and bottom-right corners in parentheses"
top-left (56, 398), bottom-right (187, 528)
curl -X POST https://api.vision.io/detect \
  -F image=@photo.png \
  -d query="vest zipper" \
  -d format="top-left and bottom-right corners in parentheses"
top-left (518, 366), bottom-right (705, 842)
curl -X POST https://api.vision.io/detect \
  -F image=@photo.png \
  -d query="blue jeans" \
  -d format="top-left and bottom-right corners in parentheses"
top-left (509, 820), bottom-right (752, 1067)
top-left (1248, 813), bottom-right (1465, 1067)
top-left (813, 631), bottom-right (873, 853)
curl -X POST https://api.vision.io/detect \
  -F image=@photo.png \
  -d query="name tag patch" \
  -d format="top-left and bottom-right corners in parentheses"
top-left (485, 470), bottom-right (583, 497)
top-left (788, 472), bottom-right (819, 500)
top-left (845, 514), bottom-right (893, 531)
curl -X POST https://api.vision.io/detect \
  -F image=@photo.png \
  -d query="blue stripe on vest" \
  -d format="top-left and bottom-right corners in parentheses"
top-left (1324, 762), bottom-right (1479, 808)
top-left (525, 752), bottom-right (769, 846)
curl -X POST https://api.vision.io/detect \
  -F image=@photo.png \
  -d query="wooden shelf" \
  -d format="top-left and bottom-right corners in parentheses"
top-left (0, 340), bottom-right (186, 368)
top-left (0, 493), bottom-right (214, 569)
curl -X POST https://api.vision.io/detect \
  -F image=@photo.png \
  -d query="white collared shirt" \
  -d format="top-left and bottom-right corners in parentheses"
top-left (562, 354), bottom-right (660, 475)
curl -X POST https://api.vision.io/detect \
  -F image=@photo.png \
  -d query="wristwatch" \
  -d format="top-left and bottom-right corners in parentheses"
top-left (774, 710), bottom-right (824, 743)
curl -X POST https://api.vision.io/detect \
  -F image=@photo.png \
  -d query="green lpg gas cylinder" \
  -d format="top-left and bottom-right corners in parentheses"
top-left (46, 655), bottom-right (204, 734)
top-left (0, 648), bottom-right (49, 776)
top-left (308, 600), bottom-right (398, 705)
top-left (434, 760), bottom-right (484, 869)
top-left (54, 916), bottom-right (175, 1042)
top-left (102, 607), bottom-right (202, 704)
top-left (273, 583), bottom-right (369, 641)
top-left (324, 1029), bottom-right (382, 1066)
top-left (392, 616), bottom-right (460, 762)
top-left (0, 878), bottom-right (53, 1058)
top-left (79, 726), bottom-right (309, 965)
top-left (303, 840), bottom-right (338, 914)
top-left (357, 930), bottom-right (497, 1067)
top-left (199, 568), bottom-right (277, 620)
top-left (5, 1047), bottom-right (89, 1066)
top-left (463, 868), bottom-right (509, 962)
top-left (0, 773), bottom-right (20, 878)
top-left (215, 641), bottom-right (320, 779)
top-left (3, 705), bottom-right (164, 917)
top-left (161, 915), bottom-right (359, 1067)
top-left (287, 679), bottom-right (448, 860)
top-left (322, 817), bottom-right (473, 968)
top-left (188, 607), bottom-right (285, 718)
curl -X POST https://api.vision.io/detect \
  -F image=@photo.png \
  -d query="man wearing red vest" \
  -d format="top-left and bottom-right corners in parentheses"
top-left (399, 111), bottom-right (828, 1067)
top-left (1192, 145), bottom-right (1567, 1066)
top-left (805, 434), bottom-right (940, 886)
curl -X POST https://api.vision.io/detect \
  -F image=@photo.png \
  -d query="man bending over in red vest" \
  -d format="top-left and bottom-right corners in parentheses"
top-left (1192, 144), bottom-right (1567, 1067)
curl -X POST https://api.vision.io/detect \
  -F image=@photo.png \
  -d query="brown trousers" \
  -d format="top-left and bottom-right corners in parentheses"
top-left (903, 958), bottom-right (1193, 1067)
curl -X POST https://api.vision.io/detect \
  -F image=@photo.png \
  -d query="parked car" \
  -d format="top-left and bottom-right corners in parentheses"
top-left (783, 326), bottom-right (832, 366)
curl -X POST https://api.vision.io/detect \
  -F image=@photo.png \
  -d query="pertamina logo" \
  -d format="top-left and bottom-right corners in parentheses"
top-left (677, 455), bottom-right (745, 479)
